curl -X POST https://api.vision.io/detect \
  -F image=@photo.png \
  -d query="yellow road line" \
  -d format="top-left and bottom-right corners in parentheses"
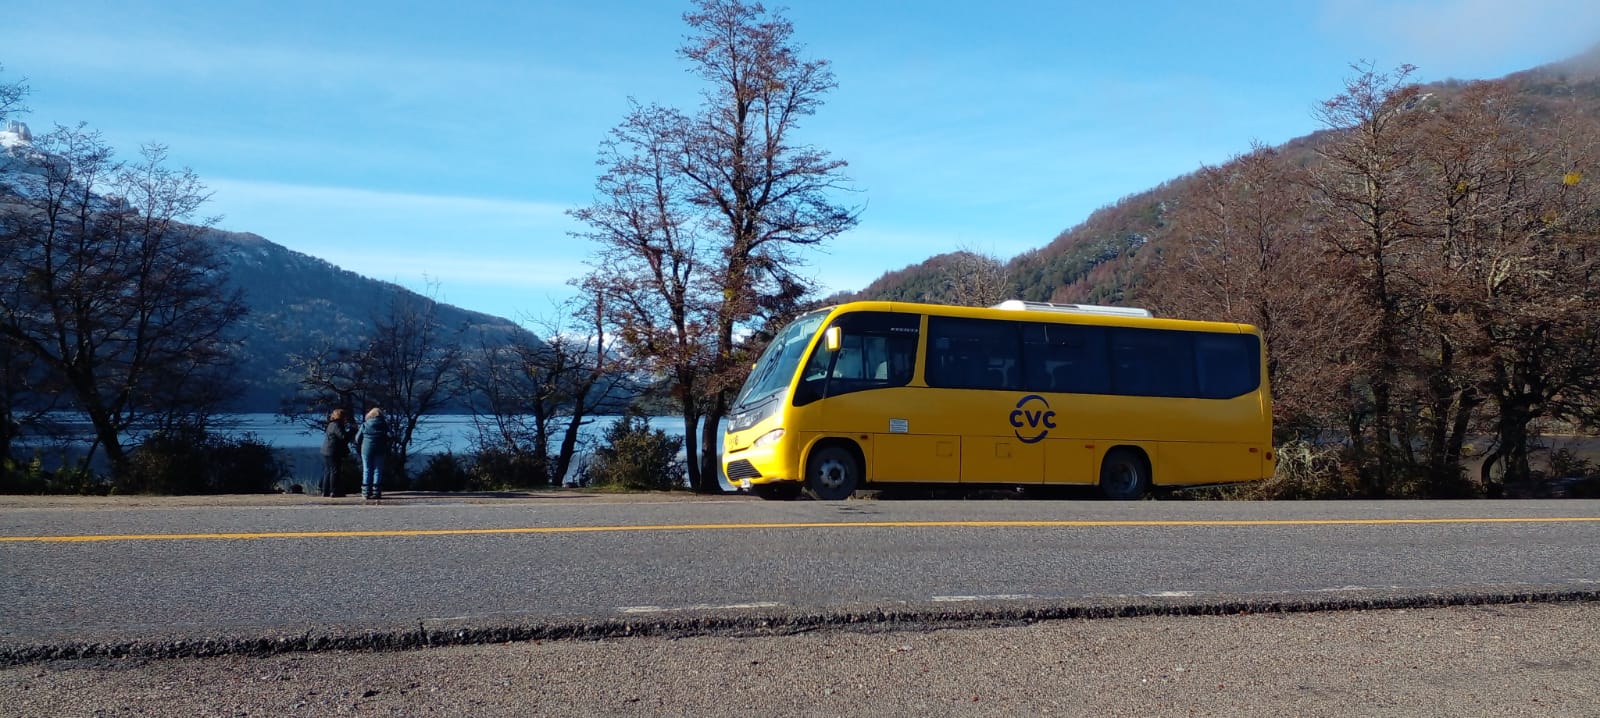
top-left (2, 517), bottom-right (1599, 543)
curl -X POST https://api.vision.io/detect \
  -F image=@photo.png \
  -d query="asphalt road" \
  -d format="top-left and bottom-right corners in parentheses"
top-left (2, 493), bottom-right (1597, 649)
top-left (1, 493), bottom-right (1598, 716)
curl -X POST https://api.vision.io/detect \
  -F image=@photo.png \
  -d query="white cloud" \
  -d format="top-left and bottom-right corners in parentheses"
top-left (3, 27), bottom-right (583, 100)
top-left (205, 178), bottom-right (572, 229)
top-left (1319, 0), bottom-right (1600, 76)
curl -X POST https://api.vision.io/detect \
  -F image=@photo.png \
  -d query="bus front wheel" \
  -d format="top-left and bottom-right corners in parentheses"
top-left (805, 446), bottom-right (860, 501)
top-left (1098, 448), bottom-right (1150, 500)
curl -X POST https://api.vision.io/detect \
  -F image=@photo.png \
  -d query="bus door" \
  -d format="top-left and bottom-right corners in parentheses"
top-left (798, 311), bottom-right (960, 483)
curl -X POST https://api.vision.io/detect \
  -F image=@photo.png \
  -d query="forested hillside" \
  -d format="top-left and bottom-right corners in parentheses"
top-left (849, 49), bottom-right (1600, 312)
top-left (844, 48), bottom-right (1600, 498)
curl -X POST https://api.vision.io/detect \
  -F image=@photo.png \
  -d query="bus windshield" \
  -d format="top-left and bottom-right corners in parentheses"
top-left (733, 309), bottom-right (830, 408)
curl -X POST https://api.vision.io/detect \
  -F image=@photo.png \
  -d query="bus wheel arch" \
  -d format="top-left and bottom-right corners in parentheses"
top-left (1098, 446), bottom-right (1151, 500)
top-left (804, 440), bottom-right (864, 501)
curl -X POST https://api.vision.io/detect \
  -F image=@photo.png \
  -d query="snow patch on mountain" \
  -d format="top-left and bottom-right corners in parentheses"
top-left (0, 120), bottom-right (30, 148)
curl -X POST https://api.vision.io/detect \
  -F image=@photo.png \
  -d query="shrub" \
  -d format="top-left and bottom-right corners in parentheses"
top-left (1548, 448), bottom-right (1598, 480)
top-left (209, 433), bottom-right (291, 494)
top-left (1228, 440), bottom-right (1353, 500)
top-left (0, 455), bottom-right (106, 495)
top-left (1542, 448), bottom-right (1600, 498)
top-left (579, 415), bottom-right (685, 491)
top-left (412, 451), bottom-right (479, 492)
top-left (470, 446), bottom-right (550, 489)
top-left (122, 427), bottom-right (288, 495)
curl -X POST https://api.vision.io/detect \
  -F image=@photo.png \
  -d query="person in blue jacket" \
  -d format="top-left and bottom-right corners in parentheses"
top-left (354, 407), bottom-right (392, 500)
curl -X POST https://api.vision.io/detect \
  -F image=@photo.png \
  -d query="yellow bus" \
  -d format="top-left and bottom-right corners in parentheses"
top-left (721, 300), bottom-right (1274, 500)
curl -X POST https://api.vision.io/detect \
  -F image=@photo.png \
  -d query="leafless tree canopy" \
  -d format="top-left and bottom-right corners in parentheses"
top-left (283, 287), bottom-right (463, 478)
top-left (945, 246), bottom-right (1012, 308)
top-left (0, 125), bottom-right (245, 476)
top-left (1149, 63), bottom-right (1600, 497)
top-left (572, 0), bottom-right (857, 492)
top-left (461, 295), bottom-right (637, 486)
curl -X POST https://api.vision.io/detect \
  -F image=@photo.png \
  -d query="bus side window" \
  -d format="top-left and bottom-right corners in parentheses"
top-left (1111, 328), bottom-right (1195, 397)
top-left (1047, 324), bottom-right (1109, 394)
top-left (888, 344), bottom-right (914, 384)
top-left (927, 315), bottom-right (1020, 390)
top-left (1195, 334), bottom-right (1260, 398)
top-left (1050, 363), bottom-right (1074, 391)
top-left (833, 344), bottom-right (862, 379)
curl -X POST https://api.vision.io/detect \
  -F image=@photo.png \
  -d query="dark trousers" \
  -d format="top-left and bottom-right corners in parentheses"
top-left (322, 454), bottom-right (344, 496)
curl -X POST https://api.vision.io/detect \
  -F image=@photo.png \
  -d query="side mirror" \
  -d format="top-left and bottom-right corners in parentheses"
top-left (824, 325), bottom-right (842, 352)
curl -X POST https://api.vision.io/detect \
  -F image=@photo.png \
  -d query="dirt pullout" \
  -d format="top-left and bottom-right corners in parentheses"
top-left (2, 601), bottom-right (1597, 718)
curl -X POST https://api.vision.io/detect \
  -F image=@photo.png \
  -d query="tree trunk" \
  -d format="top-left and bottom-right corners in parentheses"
top-left (1368, 379), bottom-right (1393, 498)
top-left (1497, 403), bottom-right (1534, 487)
top-left (554, 414), bottom-right (584, 485)
top-left (1479, 449), bottom-right (1503, 499)
top-left (679, 397), bottom-right (703, 491)
top-left (1444, 388), bottom-right (1478, 494)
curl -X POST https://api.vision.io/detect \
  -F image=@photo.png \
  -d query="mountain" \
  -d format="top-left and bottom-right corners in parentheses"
top-left (841, 46), bottom-right (1600, 309)
top-left (215, 229), bottom-right (534, 410)
top-left (0, 122), bottom-right (538, 412)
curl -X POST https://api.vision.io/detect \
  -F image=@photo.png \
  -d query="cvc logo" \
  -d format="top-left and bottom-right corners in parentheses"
top-left (1009, 394), bottom-right (1057, 444)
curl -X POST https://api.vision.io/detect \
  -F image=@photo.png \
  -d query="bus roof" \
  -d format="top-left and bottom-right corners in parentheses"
top-left (817, 299), bottom-right (1261, 334)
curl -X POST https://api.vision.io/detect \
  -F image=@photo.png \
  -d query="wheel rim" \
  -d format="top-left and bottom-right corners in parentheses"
top-left (1106, 461), bottom-right (1138, 494)
top-left (815, 456), bottom-right (851, 491)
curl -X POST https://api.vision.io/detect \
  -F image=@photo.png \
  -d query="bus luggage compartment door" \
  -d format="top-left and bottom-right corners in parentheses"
top-left (960, 436), bottom-right (1044, 484)
top-left (871, 434), bottom-right (961, 484)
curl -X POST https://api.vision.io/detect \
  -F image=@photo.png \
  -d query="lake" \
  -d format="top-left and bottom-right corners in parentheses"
top-left (215, 413), bottom-right (695, 454)
top-left (220, 413), bottom-right (721, 488)
top-left (21, 413), bottom-right (728, 490)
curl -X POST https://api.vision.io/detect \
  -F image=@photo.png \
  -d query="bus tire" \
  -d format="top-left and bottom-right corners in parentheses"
top-left (1098, 448), bottom-right (1150, 500)
top-left (805, 445), bottom-right (860, 501)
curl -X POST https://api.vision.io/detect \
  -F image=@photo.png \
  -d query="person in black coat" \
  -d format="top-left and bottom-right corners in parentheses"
top-left (319, 408), bottom-right (353, 497)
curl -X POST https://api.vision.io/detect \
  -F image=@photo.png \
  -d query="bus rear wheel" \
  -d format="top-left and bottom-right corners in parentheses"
top-left (805, 446), bottom-right (860, 501)
top-left (1098, 448), bottom-right (1150, 500)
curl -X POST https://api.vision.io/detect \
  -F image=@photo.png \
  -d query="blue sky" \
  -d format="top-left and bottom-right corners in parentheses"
top-left (4, 1), bottom-right (1598, 324)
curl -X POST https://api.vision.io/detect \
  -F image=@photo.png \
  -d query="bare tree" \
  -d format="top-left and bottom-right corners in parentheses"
top-left (0, 64), bottom-right (33, 463)
top-left (0, 125), bottom-right (244, 478)
top-left (1301, 63), bottom-right (1432, 496)
top-left (361, 289), bottom-right (464, 472)
top-left (1149, 145), bottom-right (1373, 441)
top-left (1410, 81), bottom-right (1600, 490)
top-left (0, 63), bottom-right (26, 123)
top-left (283, 287), bottom-right (463, 481)
top-left (945, 245), bottom-right (1011, 307)
top-left (573, 0), bottom-right (857, 492)
top-left (1153, 66), bottom-right (1600, 498)
top-left (464, 292), bottom-right (637, 486)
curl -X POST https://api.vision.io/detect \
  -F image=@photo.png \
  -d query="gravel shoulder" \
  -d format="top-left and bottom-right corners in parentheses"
top-left (3, 601), bottom-right (1596, 717)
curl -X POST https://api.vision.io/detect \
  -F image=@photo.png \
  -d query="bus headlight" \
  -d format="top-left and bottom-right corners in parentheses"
top-left (752, 428), bottom-right (785, 449)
